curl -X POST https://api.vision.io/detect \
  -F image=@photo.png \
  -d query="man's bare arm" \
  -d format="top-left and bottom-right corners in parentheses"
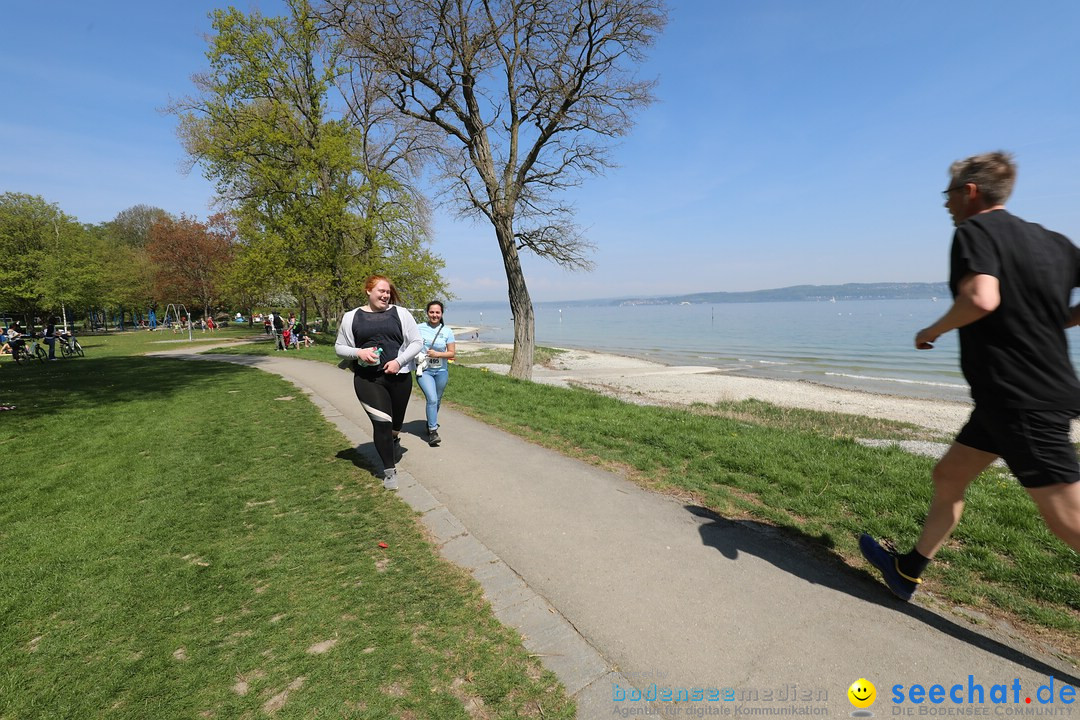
top-left (915, 273), bottom-right (1000, 349)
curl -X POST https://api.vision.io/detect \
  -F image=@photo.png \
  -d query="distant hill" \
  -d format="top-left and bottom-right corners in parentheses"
top-left (613, 282), bottom-right (950, 306)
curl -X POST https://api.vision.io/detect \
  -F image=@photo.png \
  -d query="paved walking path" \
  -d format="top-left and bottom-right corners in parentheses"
top-left (151, 346), bottom-right (1079, 718)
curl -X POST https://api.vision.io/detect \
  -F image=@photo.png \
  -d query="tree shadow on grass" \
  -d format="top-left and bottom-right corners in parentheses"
top-left (0, 356), bottom-right (257, 422)
top-left (685, 504), bottom-right (1080, 684)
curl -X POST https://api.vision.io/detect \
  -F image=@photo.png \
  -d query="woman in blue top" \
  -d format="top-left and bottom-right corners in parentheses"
top-left (416, 301), bottom-right (456, 446)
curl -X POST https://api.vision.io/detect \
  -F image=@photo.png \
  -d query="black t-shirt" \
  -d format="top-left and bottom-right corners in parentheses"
top-left (949, 209), bottom-right (1080, 409)
top-left (350, 307), bottom-right (403, 377)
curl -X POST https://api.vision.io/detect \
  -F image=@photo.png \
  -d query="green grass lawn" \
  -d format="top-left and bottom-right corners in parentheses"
top-left (202, 340), bottom-right (1080, 658)
top-left (0, 335), bottom-right (573, 719)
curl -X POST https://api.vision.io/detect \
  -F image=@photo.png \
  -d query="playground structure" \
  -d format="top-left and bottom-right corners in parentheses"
top-left (161, 304), bottom-right (193, 341)
top-left (83, 307), bottom-right (141, 332)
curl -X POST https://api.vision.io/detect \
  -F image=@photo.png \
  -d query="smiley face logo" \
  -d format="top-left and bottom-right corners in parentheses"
top-left (848, 678), bottom-right (876, 709)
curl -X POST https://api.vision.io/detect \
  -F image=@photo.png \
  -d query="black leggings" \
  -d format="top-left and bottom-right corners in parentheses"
top-left (353, 372), bottom-right (413, 470)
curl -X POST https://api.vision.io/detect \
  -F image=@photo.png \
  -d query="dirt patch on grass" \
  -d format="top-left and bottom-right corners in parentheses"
top-left (306, 637), bottom-right (338, 654)
top-left (450, 677), bottom-right (490, 720)
top-left (262, 676), bottom-right (305, 714)
top-left (232, 669), bottom-right (266, 696)
top-left (381, 681), bottom-right (408, 697)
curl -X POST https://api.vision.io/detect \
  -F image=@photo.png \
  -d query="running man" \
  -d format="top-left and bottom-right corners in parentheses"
top-left (861, 151), bottom-right (1080, 600)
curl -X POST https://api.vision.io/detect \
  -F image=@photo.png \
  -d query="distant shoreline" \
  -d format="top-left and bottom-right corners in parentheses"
top-left (451, 282), bottom-right (950, 308)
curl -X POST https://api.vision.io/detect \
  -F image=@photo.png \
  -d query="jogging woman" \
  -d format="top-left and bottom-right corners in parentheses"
top-left (335, 276), bottom-right (422, 489)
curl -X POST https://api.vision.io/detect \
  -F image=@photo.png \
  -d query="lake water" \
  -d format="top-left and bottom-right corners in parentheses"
top-left (444, 298), bottom-right (1080, 405)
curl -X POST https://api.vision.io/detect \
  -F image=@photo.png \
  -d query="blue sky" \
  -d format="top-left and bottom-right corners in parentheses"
top-left (5, 1), bottom-right (1080, 302)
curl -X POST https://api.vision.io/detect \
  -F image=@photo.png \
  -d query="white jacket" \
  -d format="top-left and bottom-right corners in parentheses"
top-left (335, 305), bottom-right (423, 373)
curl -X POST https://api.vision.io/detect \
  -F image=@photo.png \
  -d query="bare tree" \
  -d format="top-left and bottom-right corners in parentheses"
top-left (322, 0), bottom-right (666, 378)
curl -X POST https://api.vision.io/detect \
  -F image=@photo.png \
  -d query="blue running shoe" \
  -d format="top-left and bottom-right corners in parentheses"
top-left (859, 533), bottom-right (920, 601)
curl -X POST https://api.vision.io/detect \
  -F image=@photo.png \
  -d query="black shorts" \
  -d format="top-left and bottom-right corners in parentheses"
top-left (956, 406), bottom-right (1079, 488)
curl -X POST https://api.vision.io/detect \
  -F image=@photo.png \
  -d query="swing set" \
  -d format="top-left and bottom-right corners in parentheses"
top-left (161, 303), bottom-right (193, 341)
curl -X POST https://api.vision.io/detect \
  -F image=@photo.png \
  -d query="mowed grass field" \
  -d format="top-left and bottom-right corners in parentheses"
top-left (0, 330), bottom-right (573, 719)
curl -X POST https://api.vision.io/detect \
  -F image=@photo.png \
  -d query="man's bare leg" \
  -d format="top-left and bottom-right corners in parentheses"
top-left (1027, 482), bottom-right (1080, 553)
top-left (914, 442), bottom-right (998, 558)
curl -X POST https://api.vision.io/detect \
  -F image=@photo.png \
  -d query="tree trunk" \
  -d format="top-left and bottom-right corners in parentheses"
top-left (494, 215), bottom-right (534, 379)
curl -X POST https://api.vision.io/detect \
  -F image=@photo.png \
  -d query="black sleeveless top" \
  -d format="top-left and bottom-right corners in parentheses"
top-left (351, 307), bottom-right (403, 378)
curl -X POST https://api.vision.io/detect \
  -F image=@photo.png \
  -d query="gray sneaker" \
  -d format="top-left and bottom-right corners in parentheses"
top-left (427, 428), bottom-right (441, 446)
top-left (382, 469), bottom-right (399, 490)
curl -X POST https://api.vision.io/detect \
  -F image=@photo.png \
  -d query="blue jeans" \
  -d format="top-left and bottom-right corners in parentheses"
top-left (416, 369), bottom-right (449, 430)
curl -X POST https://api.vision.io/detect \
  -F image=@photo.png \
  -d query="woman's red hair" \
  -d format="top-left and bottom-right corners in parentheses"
top-left (364, 275), bottom-right (400, 305)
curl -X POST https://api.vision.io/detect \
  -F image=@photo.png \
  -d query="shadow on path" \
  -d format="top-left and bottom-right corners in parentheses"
top-left (334, 448), bottom-right (377, 473)
top-left (332, 419), bottom-right (430, 474)
top-left (686, 505), bottom-right (1079, 684)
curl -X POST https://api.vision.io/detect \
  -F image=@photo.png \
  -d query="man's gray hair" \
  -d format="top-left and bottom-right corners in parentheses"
top-left (949, 151), bottom-right (1016, 206)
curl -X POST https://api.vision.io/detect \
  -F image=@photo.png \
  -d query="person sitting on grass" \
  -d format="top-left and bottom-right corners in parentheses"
top-left (6, 322), bottom-right (25, 357)
top-left (296, 323), bottom-right (313, 348)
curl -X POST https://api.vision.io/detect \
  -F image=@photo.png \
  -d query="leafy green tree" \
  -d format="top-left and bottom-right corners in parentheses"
top-left (0, 192), bottom-right (104, 327)
top-left (98, 207), bottom-right (171, 324)
top-left (0, 193), bottom-right (56, 320)
top-left (41, 222), bottom-right (113, 329)
top-left (106, 242), bottom-right (157, 322)
top-left (106, 205), bottom-right (171, 248)
top-left (326, 0), bottom-right (665, 378)
top-left (170, 0), bottom-right (446, 325)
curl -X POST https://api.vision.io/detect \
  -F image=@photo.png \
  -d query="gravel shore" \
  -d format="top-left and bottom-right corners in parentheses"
top-left (460, 343), bottom-right (972, 435)
top-left (459, 343), bottom-right (1080, 452)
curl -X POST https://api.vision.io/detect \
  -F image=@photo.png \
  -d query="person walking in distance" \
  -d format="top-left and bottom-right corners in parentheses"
top-left (416, 301), bottom-right (456, 446)
top-left (43, 317), bottom-right (58, 360)
top-left (335, 276), bottom-right (423, 490)
top-left (271, 311), bottom-right (287, 351)
top-left (860, 151), bottom-right (1080, 600)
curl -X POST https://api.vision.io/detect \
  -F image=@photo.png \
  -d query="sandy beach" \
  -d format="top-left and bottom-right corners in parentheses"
top-left (457, 341), bottom-right (975, 437)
